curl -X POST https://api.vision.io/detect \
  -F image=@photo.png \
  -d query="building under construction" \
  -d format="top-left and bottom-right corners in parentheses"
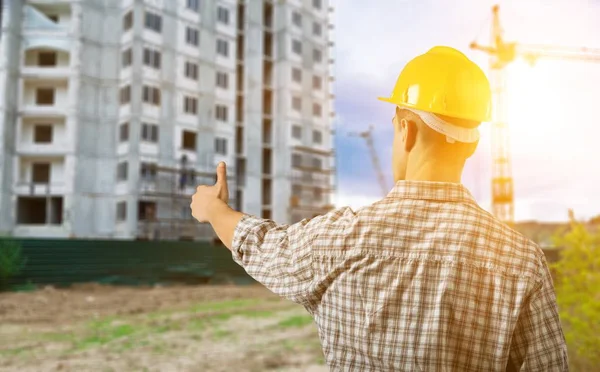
top-left (0, 0), bottom-right (336, 241)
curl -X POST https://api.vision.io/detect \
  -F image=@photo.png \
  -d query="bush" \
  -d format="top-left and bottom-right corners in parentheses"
top-left (551, 217), bottom-right (600, 370)
top-left (0, 239), bottom-right (27, 291)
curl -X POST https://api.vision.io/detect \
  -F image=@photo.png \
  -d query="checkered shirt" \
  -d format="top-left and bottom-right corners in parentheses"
top-left (231, 180), bottom-right (568, 371)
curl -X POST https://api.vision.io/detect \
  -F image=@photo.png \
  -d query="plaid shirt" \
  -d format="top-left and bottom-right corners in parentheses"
top-left (231, 181), bottom-right (568, 371)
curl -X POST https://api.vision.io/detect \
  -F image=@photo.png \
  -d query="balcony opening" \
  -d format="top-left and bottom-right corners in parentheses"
top-left (138, 201), bottom-right (157, 221)
top-left (264, 32), bottom-right (273, 58)
top-left (262, 179), bottom-right (272, 205)
top-left (262, 118), bottom-right (272, 145)
top-left (38, 52), bottom-right (57, 67)
top-left (17, 197), bottom-right (45, 224)
top-left (263, 60), bottom-right (273, 86)
top-left (237, 37), bottom-right (244, 61)
top-left (263, 3), bottom-right (273, 29)
top-left (236, 95), bottom-right (244, 123)
top-left (34, 124), bottom-right (53, 143)
top-left (262, 90), bottom-right (272, 116)
top-left (235, 190), bottom-right (243, 211)
top-left (181, 130), bottom-right (197, 151)
top-left (32, 163), bottom-right (51, 183)
top-left (116, 201), bottom-right (127, 222)
top-left (292, 153), bottom-right (302, 168)
top-left (236, 157), bottom-right (246, 186)
top-left (25, 49), bottom-right (68, 68)
top-left (17, 196), bottom-right (63, 225)
top-left (236, 65), bottom-right (244, 94)
top-left (292, 184), bottom-right (302, 196)
top-left (36, 88), bottom-right (55, 105)
top-left (314, 187), bottom-right (323, 201)
top-left (140, 162), bottom-right (157, 183)
top-left (235, 126), bottom-right (244, 154)
top-left (262, 148), bottom-right (272, 175)
top-left (237, 4), bottom-right (245, 32)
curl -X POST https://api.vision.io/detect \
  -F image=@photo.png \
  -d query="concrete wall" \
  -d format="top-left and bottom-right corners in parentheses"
top-left (69, 0), bottom-right (122, 238)
top-left (0, 0), bottom-right (24, 234)
top-left (240, 0), bottom-right (265, 217)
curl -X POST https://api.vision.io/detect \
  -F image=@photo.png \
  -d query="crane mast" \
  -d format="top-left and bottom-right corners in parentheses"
top-left (470, 4), bottom-right (600, 225)
top-left (488, 5), bottom-right (514, 224)
top-left (348, 125), bottom-right (389, 197)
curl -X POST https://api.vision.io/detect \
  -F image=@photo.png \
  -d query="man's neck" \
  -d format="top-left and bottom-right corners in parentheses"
top-left (404, 159), bottom-right (464, 184)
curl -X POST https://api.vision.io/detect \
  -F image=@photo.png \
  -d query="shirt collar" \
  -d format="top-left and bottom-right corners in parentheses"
top-left (386, 180), bottom-right (477, 205)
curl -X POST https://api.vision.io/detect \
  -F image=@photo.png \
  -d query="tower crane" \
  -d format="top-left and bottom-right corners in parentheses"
top-left (348, 125), bottom-right (389, 197)
top-left (470, 4), bottom-right (600, 225)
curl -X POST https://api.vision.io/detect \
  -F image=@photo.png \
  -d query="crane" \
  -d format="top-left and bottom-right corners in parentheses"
top-left (348, 125), bottom-right (389, 197)
top-left (470, 4), bottom-right (600, 225)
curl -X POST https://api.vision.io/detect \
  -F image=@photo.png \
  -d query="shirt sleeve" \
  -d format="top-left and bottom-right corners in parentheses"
top-left (506, 255), bottom-right (569, 372)
top-left (230, 207), bottom-right (356, 310)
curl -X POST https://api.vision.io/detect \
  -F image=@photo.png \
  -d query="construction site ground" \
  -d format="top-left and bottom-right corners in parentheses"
top-left (0, 284), bottom-right (328, 372)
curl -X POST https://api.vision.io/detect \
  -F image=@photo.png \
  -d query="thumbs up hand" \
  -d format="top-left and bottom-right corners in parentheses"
top-left (190, 162), bottom-right (230, 223)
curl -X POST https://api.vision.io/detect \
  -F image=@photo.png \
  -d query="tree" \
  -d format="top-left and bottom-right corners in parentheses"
top-left (589, 214), bottom-right (600, 225)
top-left (551, 217), bottom-right (600, 370)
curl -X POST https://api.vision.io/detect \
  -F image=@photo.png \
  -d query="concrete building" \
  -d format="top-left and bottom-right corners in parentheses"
top-left (0, 0), bottom-right (335, 240)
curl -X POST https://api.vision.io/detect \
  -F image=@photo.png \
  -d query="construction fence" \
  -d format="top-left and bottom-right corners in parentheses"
top-left (1, 237), bottom-right (254, 290)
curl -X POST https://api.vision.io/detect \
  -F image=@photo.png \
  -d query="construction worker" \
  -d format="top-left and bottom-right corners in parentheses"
top-left (191, 46), bottom-right (568, 371)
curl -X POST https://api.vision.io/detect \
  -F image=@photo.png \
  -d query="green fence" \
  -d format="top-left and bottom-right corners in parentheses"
top-left (1, 238), bottom-right (255, 289)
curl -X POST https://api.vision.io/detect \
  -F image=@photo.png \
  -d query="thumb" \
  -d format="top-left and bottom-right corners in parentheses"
top-left (216, 162), bottom-right (227, 186)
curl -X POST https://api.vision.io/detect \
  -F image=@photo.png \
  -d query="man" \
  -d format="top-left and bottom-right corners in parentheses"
top-left (191, 46), bottom-right (568, 371)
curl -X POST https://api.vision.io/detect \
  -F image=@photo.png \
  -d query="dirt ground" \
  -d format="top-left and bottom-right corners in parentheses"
top-left (0, 284), bottom-right (328, 372)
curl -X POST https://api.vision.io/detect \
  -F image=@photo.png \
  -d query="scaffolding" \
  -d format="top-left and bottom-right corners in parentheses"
top-left (136, 155), bottom-right (235, 241)
top-left (289, 145), bottom-right (336, 222)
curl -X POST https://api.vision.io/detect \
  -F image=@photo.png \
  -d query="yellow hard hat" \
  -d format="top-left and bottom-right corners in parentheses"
top-left (378, 46), bottom-right (492, 123)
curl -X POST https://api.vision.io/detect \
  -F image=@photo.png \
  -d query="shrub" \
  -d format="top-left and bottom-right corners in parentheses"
top-left (0, 239), bottom-right (27, 291)
top-left (551, 217), bottom-right (600, 370)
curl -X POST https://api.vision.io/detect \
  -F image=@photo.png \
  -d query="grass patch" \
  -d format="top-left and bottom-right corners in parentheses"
top-left (73, 320), bottom-right (139, 351)
top-left (239, 310), bottom-right (274, 318)
top-left (279, 339), bottom-right (299, 351)
top-left (35, 318), bottom-right (163, 354)
top-left (316, 355), bottom-right (326, 365)
top-left (42, 332), bottom-right (76, 342)
top-left (212, 328), bottom-right (232, 340)
top-left (277, 337), bottom-right (322, 353)
top-left (213, 313), bottom-right (232, 321)
top-left (188, 318), bottom-right (208, 331)
top-left (190, 334), bottom-right (202, 341)
top-left (277, 315), bottom-right (314, 329)
top-left (187, 311), bottom-right (232, 331)
top-left (153, 324), bottom-right (171, 333)
top-left (4, 299), bottom-right (294, 359)
top-left (0, 345), bottom-right (32, 356)
top-left (190, 298), bottom-right (260, 313)
top-left (151, 342), bottom-right (169, 355)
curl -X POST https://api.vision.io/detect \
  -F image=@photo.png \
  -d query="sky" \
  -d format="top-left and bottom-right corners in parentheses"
top-left (331, 0), bottom-right (600, 222)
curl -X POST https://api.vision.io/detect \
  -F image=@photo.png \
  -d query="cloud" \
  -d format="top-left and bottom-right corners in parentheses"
top-left (335, 191), bottom-right (380, 210)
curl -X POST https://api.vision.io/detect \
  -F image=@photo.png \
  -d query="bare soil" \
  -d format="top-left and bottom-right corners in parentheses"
top-left (0, 284), bottom-right (328, 372)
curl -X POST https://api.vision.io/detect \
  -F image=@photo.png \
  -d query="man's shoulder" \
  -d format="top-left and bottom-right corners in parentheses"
top-left (358, 197), bottom-right (546, 276)
top-left (456, 203), bottom-right (547, 277)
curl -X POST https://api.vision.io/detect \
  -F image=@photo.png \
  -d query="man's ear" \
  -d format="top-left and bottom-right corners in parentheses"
top-left (402, 118), bottom-right (417, 152)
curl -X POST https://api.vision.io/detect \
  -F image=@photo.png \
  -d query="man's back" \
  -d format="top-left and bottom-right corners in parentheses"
top-left (230, 181), bottom-right (568, 371)
top-left (308, 181), bottom-right (567, 371)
